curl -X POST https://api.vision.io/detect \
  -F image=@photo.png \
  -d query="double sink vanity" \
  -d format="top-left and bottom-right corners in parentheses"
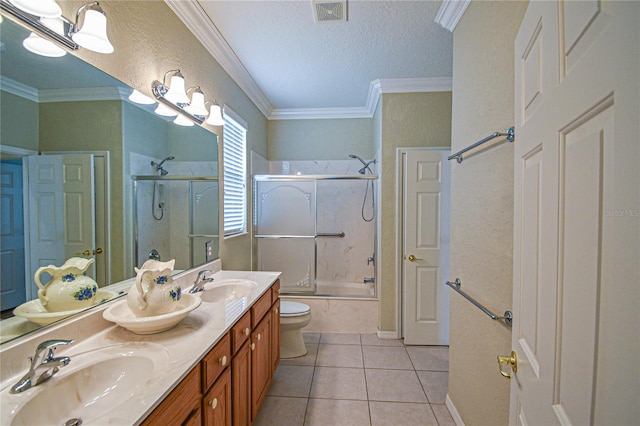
top-left (0, 260), bottom-right (281, 425)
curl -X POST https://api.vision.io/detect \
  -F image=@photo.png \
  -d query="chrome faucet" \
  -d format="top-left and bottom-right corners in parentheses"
top-left (10, 339), bottom-right (74, 394)
top-left (188, 269), bottom-right (215, 293)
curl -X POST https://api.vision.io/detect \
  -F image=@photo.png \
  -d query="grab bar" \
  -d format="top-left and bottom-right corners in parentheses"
top-left (445, 278), bottom-right (513, 327)
top-left (317, 232), bottom-right (345, 238)
top-left (448, 127), bottom-right (515, 163)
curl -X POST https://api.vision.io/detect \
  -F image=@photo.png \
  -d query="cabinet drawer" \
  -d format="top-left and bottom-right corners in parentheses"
top-left (142, 365), bottom-right (201, 425)
top-left (251, 289), bottom-right (272, 328)
top-left (202, 333), bottom-right (231, 392)
top-left (271, 279), bottom-right (280, 304)
top-left (231, 311), bottom-right (251, 355)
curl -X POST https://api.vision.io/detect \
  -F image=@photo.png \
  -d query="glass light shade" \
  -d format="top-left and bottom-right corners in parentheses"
top-left (22, 17), bottom-right (66, 57)
top-left (71, 9), bottom-right (114, 54)
top-left (164, 75), bottom-right (190, 105)
top-left (129, 89), bottom-right (155, 105)
top-left (185, 91), bottom-right (208, 116)
top-left (155, 103), bottom-right (178, 117)
top-left (9, 0), bottom-right (61, 18)
top-left (174, 113), bottom-right (194, 127)
top-left (206, 104), bottom-right (224, 126)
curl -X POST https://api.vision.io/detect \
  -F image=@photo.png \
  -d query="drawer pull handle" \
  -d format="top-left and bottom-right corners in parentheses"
top-left (244, 327), bottom-right (250, 336)
top-left (219, 355), bottom-right (227, 366)
top-left (257, 333), bottom-right (261, 341)
top-left (251, 343), bottom-right (255, 351)
top-left (209, 398), bottom-right (218, 409)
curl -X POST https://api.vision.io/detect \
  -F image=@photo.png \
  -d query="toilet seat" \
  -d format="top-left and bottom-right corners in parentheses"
top-left (280, 301), bottom-right (310, 317)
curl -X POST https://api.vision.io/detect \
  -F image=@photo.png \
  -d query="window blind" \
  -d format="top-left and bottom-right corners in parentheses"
top-left (222, 109), bottom-right (247, 237)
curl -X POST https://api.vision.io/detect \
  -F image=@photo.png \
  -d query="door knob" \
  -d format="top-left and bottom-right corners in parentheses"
top-left (407, 254), bottom-right (423, 262)
top-left (75, 248), bottom-right (103, 256)
top-left (497, 351), bottom-right (518, 379)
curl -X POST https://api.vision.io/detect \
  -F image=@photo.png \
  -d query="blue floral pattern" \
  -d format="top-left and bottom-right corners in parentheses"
top-left (62, 273), bottom-right (77, 282)
top-left (73, 285), bottom-right (97, 301)
top-left (154, 275), bottom-right (168, 285)
top-left (169, 287), bottom-right (182, 301)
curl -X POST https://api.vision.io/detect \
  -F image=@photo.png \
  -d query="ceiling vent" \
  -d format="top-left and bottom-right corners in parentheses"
top-left (313, 0), bottom-right (347, 23)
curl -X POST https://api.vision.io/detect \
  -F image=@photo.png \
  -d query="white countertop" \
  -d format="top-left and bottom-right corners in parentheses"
top-left (0, 267), bottom-right (281, 425)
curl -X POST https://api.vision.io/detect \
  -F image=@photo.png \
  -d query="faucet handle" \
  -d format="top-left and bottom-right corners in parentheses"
top-left (196, 269), bottom-right (214, 281)
top-left (34, 339), bottom-right (74, 361)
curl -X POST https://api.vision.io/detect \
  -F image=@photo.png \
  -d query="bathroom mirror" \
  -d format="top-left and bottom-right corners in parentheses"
top-left (0, 17), bottom-right (219, 343)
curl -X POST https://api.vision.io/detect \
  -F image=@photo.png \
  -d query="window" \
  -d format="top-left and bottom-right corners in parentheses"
top-left (222, 107), bottom-right (247, 237)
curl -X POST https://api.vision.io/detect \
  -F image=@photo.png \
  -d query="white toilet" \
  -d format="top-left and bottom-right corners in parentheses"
top-left (280, 301), bottom-right (311, 358)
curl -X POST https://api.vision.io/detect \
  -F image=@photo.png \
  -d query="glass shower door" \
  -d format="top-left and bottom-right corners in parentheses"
top-left (255, 179), bottom-right (316, 294)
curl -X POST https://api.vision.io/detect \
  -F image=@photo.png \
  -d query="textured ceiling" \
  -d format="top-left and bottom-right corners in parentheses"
top-left (193, 0), bottom-right (453, 113)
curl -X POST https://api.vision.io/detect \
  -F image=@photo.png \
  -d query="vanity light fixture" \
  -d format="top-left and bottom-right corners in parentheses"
top-left (22, 17), bottom-right (66, 57)
top-left (174, 113), bottom-right (195, 127)
top-left (69, 2), bottom-right (113, 54)
top-left (205, 101), bottom-right (224, 126)
top-left (129, 89), bottom-right (156, 105)
top-left (154, 103), bottom-right (178, 117)
top-left (159, 70), bottom-right (190, 105)
top-left (8, 0), bottom-right (61, 18)
top-left (185, 87), bottom-right (208, 117)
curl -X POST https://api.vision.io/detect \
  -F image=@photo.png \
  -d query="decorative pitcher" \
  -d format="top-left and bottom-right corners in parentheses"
top-left (35, 257), bottom-right (98, 312)
top-left (127, 259), bottom-right (181, 317)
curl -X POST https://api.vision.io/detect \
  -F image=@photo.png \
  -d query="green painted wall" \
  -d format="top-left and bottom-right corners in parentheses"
top-left (267, 118), bottom-right (374, 160)
top-left (0, 92), bottom-right (39, 151)
top-left (39, 100), bottom-right (127, 280)
top-left (378, 91), bottom-right (452, 332)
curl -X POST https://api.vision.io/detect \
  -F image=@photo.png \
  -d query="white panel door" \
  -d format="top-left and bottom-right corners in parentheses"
top-left (1, 162), bottom-right (26, 310)
top-left (27, 154), bottom-right (96, 290)
top-left (511, 1), bottom-right (639, 424)
top-left (403, 149), bottom-right (450, 345)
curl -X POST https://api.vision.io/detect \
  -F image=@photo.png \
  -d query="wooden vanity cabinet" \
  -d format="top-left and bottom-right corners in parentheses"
top-left (141, 365), bottom-right (201, 426)
top-left (231, 340), bottom-right (251, 426)
top-left (202, 368), bottom-right (232, 426)
top-left (251, 310), bottom-right (271, 420)
top-left (142, 279), bottom-right (281, 426)
top-left (270, 298), bottom-right (280, 376)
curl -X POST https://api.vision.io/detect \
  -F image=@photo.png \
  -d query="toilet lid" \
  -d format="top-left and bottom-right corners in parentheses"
top-left (280, 301), bottom-right (310, 317)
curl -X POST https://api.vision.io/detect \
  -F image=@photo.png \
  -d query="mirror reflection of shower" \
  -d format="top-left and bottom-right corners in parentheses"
top-left (349, 154), bottom-right (376, 222)
top-left (151, 156), bottom-right (174, 220)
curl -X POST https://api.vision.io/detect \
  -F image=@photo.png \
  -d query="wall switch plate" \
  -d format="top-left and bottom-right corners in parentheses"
top-left (205, 240), bottom-right (214, 261)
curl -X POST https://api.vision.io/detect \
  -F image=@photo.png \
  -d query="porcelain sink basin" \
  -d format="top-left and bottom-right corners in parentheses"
top-left (7, 342), bottom-right (169, 426)
top-left (200, 279), bottom-right (257, 303)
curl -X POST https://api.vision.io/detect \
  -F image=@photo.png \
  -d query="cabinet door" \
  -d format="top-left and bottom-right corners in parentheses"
top-left (251, 313), bottom-right (272, 420)
top-left (203, 333), bottom-right (231, 391)
top-left (232, 341), bottom-right (251, 426)
top-left (270, 299), bottom-right (281, 376)
top-left (142, 366), bottom-right (201, 425)
top-left (203, 368), bottom-right (232, 426)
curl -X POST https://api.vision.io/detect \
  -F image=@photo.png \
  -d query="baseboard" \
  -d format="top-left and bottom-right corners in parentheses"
top-left (446, 393), bottom-right (465, 426)
top-left (376, 329), bottom-right (400, 339)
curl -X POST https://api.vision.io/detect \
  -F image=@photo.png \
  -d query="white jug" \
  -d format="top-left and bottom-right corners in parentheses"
top-left (127, 259), bottom-right (181, 317)
top-left (35, 257), bottom-right (98, 312)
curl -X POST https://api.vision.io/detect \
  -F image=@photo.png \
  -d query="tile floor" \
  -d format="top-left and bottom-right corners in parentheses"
top-left (254, 332), bottom-right (455, 426)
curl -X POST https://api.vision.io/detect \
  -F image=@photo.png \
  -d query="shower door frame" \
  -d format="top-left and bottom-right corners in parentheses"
top-left (132, 175), bottom-right (219, 268)
top-left (254, 174), bottom-right (378, 297)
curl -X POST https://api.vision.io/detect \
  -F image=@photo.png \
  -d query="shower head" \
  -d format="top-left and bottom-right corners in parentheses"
top-left (158, 156), bottom-right (175, 167)
top-left (349, 154), bottom-right (376, 174)
top-left (349, 154), bottom-right (367, 166)
top-left (151, 156), bottom-right (175, 175)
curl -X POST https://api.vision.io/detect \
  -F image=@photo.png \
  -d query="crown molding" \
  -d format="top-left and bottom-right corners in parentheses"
top-left (270, 77), bottom-right (452, 120)
top-left (1, 76), bottom-right (127, 103)
top-left (1, 76), bottom-right (38, 102)
top-left (435, 0), bottom-right (471, 32)
top-left (38, 86), bottom-right (125, 103)
top-left (166, 1), bottom-right (453, 121)
top-left (165, 0), bottom-right (274, 118)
